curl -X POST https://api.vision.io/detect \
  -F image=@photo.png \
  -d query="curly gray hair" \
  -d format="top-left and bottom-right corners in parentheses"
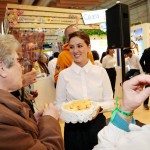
top-left (0, 34), bottom-right (21, 68)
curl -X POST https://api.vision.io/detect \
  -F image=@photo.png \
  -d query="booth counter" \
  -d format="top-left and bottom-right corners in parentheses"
top-left (33, 76), bottom-right (56, 111)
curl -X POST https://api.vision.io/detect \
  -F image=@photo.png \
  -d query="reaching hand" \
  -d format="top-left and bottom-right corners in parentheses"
top-left (120, 74), bottom-right (150, 113)
top-left (34, 109), bottom-right (44, 123)
top-left (22, 70), bottom-right (37, 87)
top-left (43, 103), bottom-right (60, 120)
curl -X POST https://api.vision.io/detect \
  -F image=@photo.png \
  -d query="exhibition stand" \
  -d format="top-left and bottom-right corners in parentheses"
top-left (33, 76), bottom-right (56, 111)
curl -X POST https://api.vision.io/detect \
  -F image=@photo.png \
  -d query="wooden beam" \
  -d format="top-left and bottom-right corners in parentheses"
top-left (0, 11), bottom-right (6, 14)
top-left (0, 2), bottom-right (7, 8)
top-left (13, 23), bottom-right (99, 29)
top-left (20, 11), bottom-right (82, 18)
top-left (57, 0), bottom-right (99, 5)
top-left (59, 2), bottom-right (99, 5)
top-left (7, 4), bottom-right (86, 13)
top-left (56, 3), bottom-right (99, 7)
top-left (0, 15), bottom-right (5, 18)
top-left (0, 0), bottom-right (18, 3)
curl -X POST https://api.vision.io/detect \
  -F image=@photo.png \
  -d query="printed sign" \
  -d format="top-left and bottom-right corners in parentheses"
top-left (81, 9), bottom-right (106, 25)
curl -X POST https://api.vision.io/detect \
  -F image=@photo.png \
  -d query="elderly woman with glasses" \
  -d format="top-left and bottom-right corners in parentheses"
top-left (0, 34), bottom-right (63, 150)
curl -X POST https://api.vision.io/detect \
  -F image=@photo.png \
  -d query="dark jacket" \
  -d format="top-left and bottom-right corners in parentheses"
top-left (0, 90), bottom-right (64, 150)
top-left (140, 47), bottom-right (150, 73)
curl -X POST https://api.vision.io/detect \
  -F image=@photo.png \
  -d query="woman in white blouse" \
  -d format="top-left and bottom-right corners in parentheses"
top-left (55, 31), bottom-right (113, 150)
top-left (102, 49), bottom-right (116, 97)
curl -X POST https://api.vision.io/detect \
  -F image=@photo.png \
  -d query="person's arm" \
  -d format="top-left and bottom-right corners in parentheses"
top-left (140, 52), bottom-right (146, 72)
top-left (0, 116), bottom-right (63, 150)
top-left (113, 74), bottom-right (150, 126)
top-left (55, 71), bottom-right (67, 109)
top-left (136, 56), bottom-right (143, 73)
top-left (125, 58), bottom-right (129, 67)
top-left (48, 61), bottom-right (54, 80)
top-left (0, 103), bottom-right (64, 150)
top-left (93, 74), bottom-right (150, 150)
top-left (54, 53), bottom-right (66, 84)
top-left (93, 121), bottom-right (127, 150)
top-left (102, 56), bottom-right (107, 68)
top-left (22, 70), bottom-right (37, 87)
top-left (98, 69), bottom-right (114, 111)
top-left (120, 74), bottom-right (150, 114)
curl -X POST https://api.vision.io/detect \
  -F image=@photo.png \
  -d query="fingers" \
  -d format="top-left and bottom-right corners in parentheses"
top-left (44, 103), bottom-right (54, 109)
top-left (29, 71), bottom-right (37, 83)
top-left (43, 103), bottom-right (60, 120)
top-left (38, 109), bottom-right (44, 115)
top-left (22, 70), bottom-right (37, 87)
top-left (25, 70), bottom-right (36, 76)
top-left (44, 103), bottom-right (48, 109)
top-left (123, 74), bottom-right (150, 92)
top-left (121, 74), bottom-right (150, 113)
top-left (137, 87), bottom-right (150, 103)
top-left (126, 74), bottom-right (150, 86)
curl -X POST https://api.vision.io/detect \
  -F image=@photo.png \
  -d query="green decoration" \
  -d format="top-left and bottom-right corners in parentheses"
top-left (82, 29), bottom-right (106, 36)
top-left (62, 36), bottom-right (66, 44)
top-left (62, 29), bottom-right (106, 43)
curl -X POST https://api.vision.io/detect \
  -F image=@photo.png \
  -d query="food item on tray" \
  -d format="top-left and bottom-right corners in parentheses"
top-left (63, 99), bottom-right (91, 111)
top-left (60, 99), bottom-right (103, 123)
top-left (32, 68), bottom-right (36, 71)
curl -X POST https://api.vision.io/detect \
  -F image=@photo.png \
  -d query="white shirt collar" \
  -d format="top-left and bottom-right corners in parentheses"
top-left (71, 61), bottom-right (92, 74)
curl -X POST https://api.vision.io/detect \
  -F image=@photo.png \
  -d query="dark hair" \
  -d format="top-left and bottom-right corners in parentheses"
top-left (106, 48), bottom-right (113, 54)
top-left (100, 52), bottom-right (106, 63)
top-left (106, 48), bottom-right (109, 54)
top-left (68, 31), bottom-right (90, 46)
top-left (53, 52), bottom-right (59, 58)
top-left (91, 50), bottom-right (99, 60)
top-left (38, 53), bottom-right (48, 62)
top-left (123, 48), bottom-right (132, 54)
top-left (49, 56), bottom-right (54, 61)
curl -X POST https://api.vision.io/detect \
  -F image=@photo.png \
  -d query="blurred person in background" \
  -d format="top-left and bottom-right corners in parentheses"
top-left (102, 48), bottom-right (116, 97)
top-left (140, 47), bottom-right (150, 110)
top-left (48, 52), bottom-right (59, 82)
top-left (91, 50), bottom-right (102, 67)
top-left (124, 48), bottom-right (143, 80)
top-left (34, 53), bottom-right (49, 76)
top-left (100, 51), bottom-right (106, 63)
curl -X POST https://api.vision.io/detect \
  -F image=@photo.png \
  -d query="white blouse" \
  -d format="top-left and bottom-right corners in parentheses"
top-left (94, 60), bottom-right (102, 67)
top-left (102, 55), bottom-right (116, 69)
top-left (55, 61), bottom-right (114, 111)
top-left (48, 58), bottom-right (57, 81)
top-left (125, 54), bottom-right (143, 73)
